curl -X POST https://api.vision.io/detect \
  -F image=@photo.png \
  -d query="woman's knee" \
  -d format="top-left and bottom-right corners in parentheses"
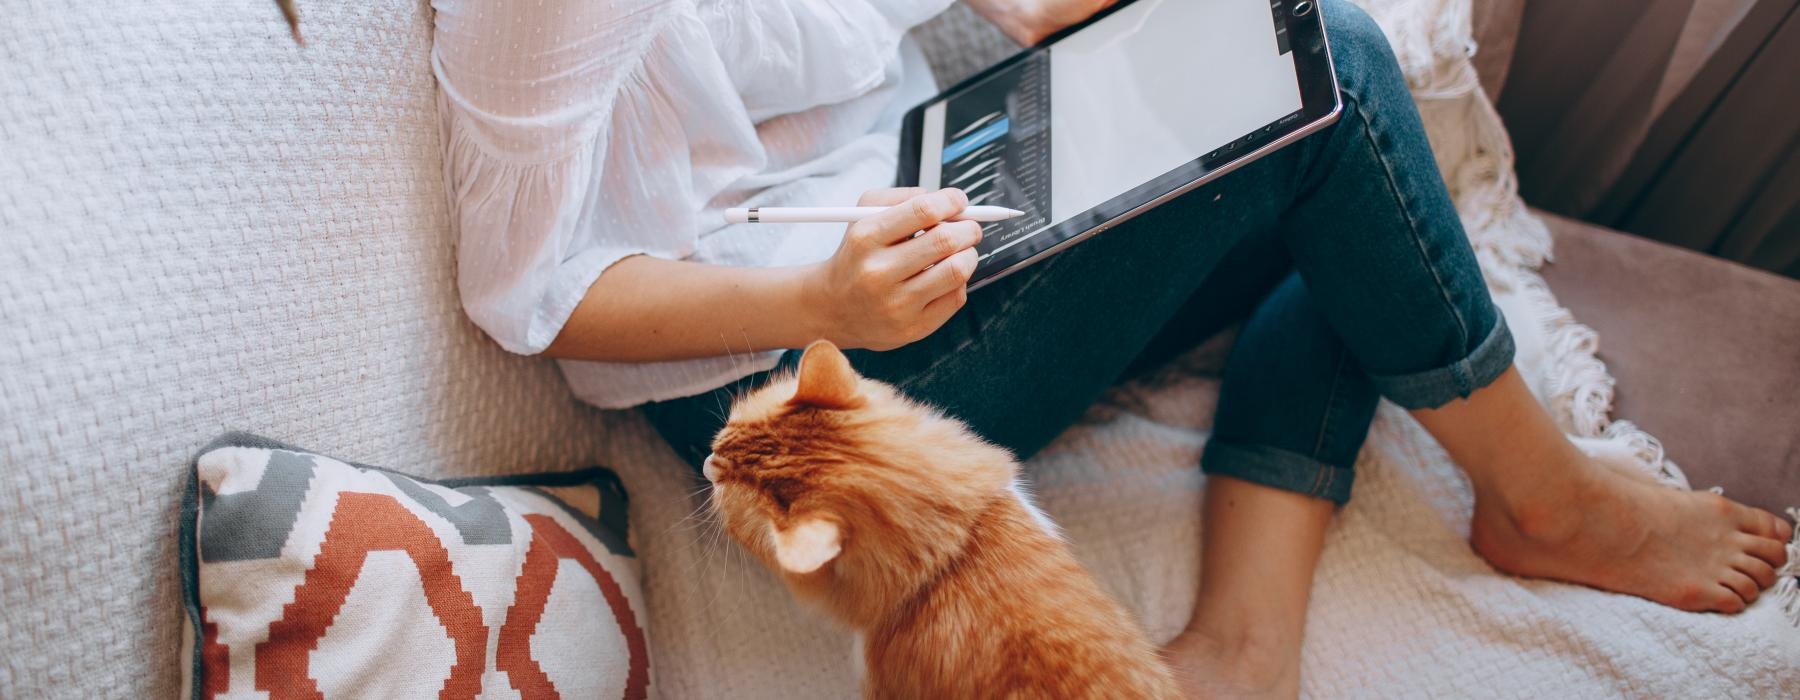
top-left (1318, 0), bottom-right (1407, 104)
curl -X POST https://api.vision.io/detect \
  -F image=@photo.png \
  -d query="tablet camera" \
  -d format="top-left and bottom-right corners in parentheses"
top-left (1292, 1), bottom-right (1314, 17)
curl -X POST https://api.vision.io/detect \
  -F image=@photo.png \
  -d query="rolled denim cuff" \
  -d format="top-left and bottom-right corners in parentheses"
top-left (1201, 439), bottom-right (1355, 505)
top-left (1366, 313), bottom-right (1515, 410)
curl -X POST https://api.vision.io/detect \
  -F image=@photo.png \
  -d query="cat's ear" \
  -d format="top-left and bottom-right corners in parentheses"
top-left (792, 340), bottom-right (864, 409)
top-left (771, 517), bottom-right (842, 574)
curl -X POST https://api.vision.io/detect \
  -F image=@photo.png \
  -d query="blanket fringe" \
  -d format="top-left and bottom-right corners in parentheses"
top-left (1779, 508), bottom-right (1800, 626)
top-left (1513, 265), bottom-right (1691, 487)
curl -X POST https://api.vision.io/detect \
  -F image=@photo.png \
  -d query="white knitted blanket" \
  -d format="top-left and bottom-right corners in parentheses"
top-left (606, 0), bottom-right (1800, 696)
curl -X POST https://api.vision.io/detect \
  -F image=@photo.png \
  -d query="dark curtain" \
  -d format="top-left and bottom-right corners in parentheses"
top-left (1499, 0), bottom-right (1800, 278)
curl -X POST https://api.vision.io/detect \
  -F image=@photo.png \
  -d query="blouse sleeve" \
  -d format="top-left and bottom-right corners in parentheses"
top-left (700, 0), bottom-right (955, 121)
top-left (433, 0), bottom-right (765, 355)
top-left (432, 0), bottom-right (949, 356)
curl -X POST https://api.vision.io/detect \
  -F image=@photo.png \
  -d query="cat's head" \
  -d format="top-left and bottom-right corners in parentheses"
top-left (705, 341), bottom-right (1015, 623)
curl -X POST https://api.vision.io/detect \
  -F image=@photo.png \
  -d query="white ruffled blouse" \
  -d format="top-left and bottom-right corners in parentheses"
top-left (432, 0), bottom-right (953, 408)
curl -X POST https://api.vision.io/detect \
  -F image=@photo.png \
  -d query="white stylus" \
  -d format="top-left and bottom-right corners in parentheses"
top-left (725, 205), bottom-right (1024, 224)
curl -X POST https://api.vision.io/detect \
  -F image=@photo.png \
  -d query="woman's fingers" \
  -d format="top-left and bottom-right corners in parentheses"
top-left (857, 187), bottom-right (928, 207)
top-left (848, 188), bottom-right (968, 248)
top-left (918, 269), bottom-right (973, 330)
top-left (906, 247), bottom-right (980, 305)
top-left (892, 220), bottom-right (983, 277)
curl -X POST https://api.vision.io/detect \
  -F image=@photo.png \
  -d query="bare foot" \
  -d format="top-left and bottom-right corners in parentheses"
top-left (1470, 447), bottom-right (1793, 613)
top-left (1160, 628), bottom-right (1300, 700)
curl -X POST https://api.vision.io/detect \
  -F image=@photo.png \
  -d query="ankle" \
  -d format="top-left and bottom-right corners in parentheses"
top-left (1177, 618), bottom-right (1301, 683)
top-left (1477, 498), bottom-right (1593, 568)
top-left (1472, 446), bottom-right (1598, 530)
top-left (1469, 429), bottom-right (1570, 491)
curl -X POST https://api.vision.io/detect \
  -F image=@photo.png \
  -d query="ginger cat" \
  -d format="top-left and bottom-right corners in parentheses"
top-left (704, 340), bottom-right (1179, 699)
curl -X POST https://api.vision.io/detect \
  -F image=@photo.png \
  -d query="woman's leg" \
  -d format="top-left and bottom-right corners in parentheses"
top-left (1426, 371), bottom-right (1794, 612)
top-left (1279, 0), bottom-right (1791, 616)
top-left (1167, 0), bottom-right (1792, 692)
top-left (1168, 273), bottom-right (1373, 698)
top-left (1167, 478), bottom-right (1334, 697)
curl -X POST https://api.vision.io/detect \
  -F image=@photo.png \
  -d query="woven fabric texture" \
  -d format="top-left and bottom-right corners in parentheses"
top-left (4, 1), bottom-right (1797, 698)
top-left (0, 2), bottom-right (636, 695)
top-left (181, 436), bottom-right (647, 699)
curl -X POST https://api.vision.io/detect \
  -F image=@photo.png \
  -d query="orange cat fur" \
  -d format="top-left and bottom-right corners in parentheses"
top-left (705, 340), bottom-right (1179, 699)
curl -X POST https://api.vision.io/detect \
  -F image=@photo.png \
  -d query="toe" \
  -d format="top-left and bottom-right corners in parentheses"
top-left (1739, 531), bottom-right (1789, 568)
top-left (1721, 570), bottom-right (1760, 608)
top-left (1737, 506), bottom-right (1789, 540)
top-left (1732, 553), bottom-right (1778, 590)
top-left (1706, 582), bottom-right (1749, 614)
top-left (1668, 581), bottom-right (1721, 612)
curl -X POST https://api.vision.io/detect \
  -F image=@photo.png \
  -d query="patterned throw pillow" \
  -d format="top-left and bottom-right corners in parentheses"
top-left (179, 433), bottom-right (650, 699)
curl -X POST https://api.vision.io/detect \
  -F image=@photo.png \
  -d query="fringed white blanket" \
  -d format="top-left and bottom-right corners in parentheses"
top-left (605, 0), bottom-right (1800, 695)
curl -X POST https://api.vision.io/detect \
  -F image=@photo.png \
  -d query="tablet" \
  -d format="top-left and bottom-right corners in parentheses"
top-left (898, 0), bottom-right (1342, 290)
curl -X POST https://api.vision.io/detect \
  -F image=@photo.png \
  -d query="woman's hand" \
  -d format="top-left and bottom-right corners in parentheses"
top-left (803, 188), bottom-right (983, 351)
top-left (964, 0), bottom-right (1119, 46)
top-left (543, 187), bottom-right (978, 363)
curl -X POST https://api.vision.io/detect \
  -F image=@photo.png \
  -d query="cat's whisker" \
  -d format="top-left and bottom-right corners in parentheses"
top-left (718, 331), bottom-right (742, 366)
top-left (673, 523), bottom-right (725, 580)
top-left (694, 517), bottom-right (752, 595)
top-left (664, 480), bottom-right (733, 580)
top-left (664, 479), bottom-right (717, 530)
top-left (667, 499), bottom-right (718, 535)
top-left (683, 508), bottom-right (723, 544)
top-left (693, 526), bottom-right (758, 625)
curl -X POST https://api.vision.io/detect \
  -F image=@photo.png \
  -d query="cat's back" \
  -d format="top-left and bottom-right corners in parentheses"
top-left (865, 500), bottom-right (1179, 699)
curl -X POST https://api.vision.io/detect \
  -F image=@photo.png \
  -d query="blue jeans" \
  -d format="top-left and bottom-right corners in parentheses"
top-left (643, 0), bottom-right (1513, 505)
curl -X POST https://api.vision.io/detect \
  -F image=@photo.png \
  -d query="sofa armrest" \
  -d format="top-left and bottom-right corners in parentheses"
top-left (1538, 211), bottom-right (1800, 513)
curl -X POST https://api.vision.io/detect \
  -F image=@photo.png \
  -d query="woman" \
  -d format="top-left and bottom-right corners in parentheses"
top-left (432, 0), bottom-right (1791, 695)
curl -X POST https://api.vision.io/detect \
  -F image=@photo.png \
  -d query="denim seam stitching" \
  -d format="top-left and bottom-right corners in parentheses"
top-left (1345, 85), bottom-right (1472, 351)
top-left (1310, 346), bottom-right (1350, 460)
top-left (1305, 350), bottom-right (1351, 497)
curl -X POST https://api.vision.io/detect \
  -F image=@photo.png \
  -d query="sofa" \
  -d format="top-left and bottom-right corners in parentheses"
top-left (2, 1), bottom-right (1794, 697)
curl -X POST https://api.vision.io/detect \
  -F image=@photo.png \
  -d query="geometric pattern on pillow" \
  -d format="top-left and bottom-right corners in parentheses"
top-left (178, 433), bottom-right (649, 699)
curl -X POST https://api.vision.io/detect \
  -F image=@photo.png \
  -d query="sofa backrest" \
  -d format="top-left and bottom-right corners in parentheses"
top-left (0, 3), bottom-right (618, 696)
top-left (1498, 0), bottom-right (1798, 277)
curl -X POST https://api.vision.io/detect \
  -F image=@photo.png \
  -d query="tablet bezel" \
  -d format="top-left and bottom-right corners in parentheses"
top-left (897, 0), bottom-right (1343, 291)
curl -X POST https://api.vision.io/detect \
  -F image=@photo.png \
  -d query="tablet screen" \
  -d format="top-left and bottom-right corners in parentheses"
top-left (912, 0), bottom-right (1316, 282)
